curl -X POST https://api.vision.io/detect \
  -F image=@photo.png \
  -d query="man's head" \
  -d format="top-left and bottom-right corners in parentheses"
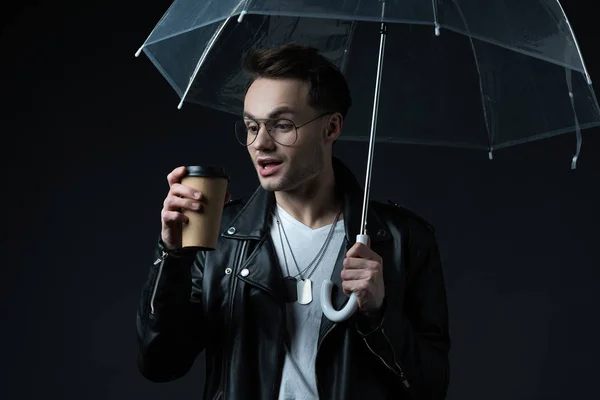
top-left (238, 43), bottom-right (352, 193)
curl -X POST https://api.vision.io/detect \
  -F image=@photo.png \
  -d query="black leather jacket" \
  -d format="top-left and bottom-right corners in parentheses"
top-left (136, 158), bottom-right (451, 399)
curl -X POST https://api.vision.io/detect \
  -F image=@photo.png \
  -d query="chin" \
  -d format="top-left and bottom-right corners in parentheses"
top-left (257, 173), bottom-right (295, 192)
top-left (259, 179), bottom-right (285, 192)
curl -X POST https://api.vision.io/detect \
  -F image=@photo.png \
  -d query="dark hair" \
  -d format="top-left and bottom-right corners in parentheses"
top-left (242, 43), bottom-right (352, 118)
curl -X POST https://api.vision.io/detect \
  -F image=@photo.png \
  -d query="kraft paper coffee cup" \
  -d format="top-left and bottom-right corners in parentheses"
top-left (180, 166), bottom-right (230, 251)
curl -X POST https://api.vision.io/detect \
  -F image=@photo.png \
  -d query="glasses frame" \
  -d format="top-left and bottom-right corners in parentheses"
top-left (235, 112), bottom-right (332, 147)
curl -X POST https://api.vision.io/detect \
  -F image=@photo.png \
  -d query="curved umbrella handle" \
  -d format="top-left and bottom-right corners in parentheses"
top-left (320, 234), bottom-right (369, 322)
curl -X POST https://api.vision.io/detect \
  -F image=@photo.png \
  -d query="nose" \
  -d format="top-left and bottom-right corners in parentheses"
top-left (252, 123), bottom-right (276, 151)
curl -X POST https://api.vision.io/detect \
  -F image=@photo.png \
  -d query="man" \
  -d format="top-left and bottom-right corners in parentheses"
top-left (136, 43), bottom-right (450, 399)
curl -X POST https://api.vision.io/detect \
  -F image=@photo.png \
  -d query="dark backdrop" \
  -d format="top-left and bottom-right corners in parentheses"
top-left (1, 1), bottom-right (599, 399)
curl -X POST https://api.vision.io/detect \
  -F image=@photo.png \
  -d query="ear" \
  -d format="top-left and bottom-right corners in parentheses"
top-left (325, 112), bottom-right (343, 142)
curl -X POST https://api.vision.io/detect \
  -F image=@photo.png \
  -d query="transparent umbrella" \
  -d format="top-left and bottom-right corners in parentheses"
top-left (135, 0), bottom-right (600, 322)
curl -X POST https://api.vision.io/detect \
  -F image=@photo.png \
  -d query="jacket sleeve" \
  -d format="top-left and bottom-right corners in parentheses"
top-left (355, 227), bottom-right (451, 399)
top-left (136, 240), bottom-right (207, 382)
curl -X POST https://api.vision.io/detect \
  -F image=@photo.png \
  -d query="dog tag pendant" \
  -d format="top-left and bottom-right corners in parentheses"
top-left (297, 278), bottom-right (313, 305)
top-left (283, 277), bottom-right (298, 302)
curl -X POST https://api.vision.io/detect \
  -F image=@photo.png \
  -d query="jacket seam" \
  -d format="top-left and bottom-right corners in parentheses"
top-left (149, 257), bottom-right (166, 316)
top-left (222, 240), bottom-right (248, 399)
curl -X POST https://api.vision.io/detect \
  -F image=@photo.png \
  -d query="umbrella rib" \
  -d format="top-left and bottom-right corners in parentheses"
top-left (237, 0), bottom-right (251, 23)
top-left (134, 1), bottom-right (177, 58)
top-left (175, 0), bottom-right (249, 109)
top-left (451, 0), bottom-right (494, 157)
top-left (431, 0), bottom-right (440, 36)
top-left (177, 17), bottom-right (233, 109)
top-left (555, 0), bottom-right (593, 85)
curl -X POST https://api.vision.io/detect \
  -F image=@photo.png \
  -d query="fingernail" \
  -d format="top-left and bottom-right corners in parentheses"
top-left (193, 192), bottom-right (200, 198)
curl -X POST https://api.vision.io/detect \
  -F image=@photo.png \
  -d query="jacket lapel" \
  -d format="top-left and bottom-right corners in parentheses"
top-left (221, 186), bottom-right (286, 302)
top-left (221, 185), bottom-right (275, 241)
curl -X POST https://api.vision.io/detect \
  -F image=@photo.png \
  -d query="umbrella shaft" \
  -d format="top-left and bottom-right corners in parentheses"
top-left (360, 21), bottom-right (387, 236)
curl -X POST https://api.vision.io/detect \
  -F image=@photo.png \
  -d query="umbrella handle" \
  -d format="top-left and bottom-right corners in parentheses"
top-left (320, 234), bottom-right (368, 322)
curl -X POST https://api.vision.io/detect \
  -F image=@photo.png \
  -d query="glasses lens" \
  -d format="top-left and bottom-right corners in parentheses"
top-left (234, 119), bottom-right (298, 146)
top-left (270, 119), bottom-right (297, 146)
top-left (234, 120), bottom-right (254, 146)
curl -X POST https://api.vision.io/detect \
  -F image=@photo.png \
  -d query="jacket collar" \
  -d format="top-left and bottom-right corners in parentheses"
top-left (222, 157), bottom-right (391, 244)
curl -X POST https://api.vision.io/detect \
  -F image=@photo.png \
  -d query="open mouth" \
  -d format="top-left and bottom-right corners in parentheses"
top-left (257, 159), bottom-right (283, 176)
top-left (261, 161), bottom-right (282, 169)
top-left (260, 161), bottom-right (281, 169)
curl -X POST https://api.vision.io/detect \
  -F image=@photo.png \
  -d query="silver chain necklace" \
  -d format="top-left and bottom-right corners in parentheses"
top-left (274, 206), bottom-right (342, 305)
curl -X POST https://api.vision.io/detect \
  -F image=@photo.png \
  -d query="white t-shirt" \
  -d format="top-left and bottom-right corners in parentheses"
top-left (270, 204), bottom-right (346, 400)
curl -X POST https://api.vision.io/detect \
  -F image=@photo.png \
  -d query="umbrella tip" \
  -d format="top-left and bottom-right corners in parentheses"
top-left (488, 151), bottom-right (493, 160)
top-left (435, 23), bottom-right (440, 36)
top-left (135, 47), bottom-right (143, 58)
top-left (237, 11), bottom-right (247, 23)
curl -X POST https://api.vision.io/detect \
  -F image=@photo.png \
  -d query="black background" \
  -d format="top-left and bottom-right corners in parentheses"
top-left (1, 1), bottom-right (599, 399)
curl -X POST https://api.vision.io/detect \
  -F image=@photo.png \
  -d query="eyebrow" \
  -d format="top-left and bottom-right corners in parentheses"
top-left (243, 106), bottom-right (296, 119)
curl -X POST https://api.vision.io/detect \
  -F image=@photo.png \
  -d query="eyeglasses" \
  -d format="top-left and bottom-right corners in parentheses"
top-left (234, 112), bottom-right (331, 146)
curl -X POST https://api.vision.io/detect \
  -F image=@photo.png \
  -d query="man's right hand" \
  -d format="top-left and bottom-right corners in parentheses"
top-left (160, 166), bottom-right (230, 250)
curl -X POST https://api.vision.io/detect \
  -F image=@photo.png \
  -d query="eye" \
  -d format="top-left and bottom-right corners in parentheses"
top-left (274, 121), bottom-right (294, 133)
top-left (245, 121), bottom-right (259, 133)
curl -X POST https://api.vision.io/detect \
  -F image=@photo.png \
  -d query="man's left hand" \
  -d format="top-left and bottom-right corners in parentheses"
top-left (341, 240), bottom-right (385, 316)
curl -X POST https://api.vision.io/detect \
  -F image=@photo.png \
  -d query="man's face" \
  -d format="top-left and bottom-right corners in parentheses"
top-left (243, 77), bottom-right (332, 192)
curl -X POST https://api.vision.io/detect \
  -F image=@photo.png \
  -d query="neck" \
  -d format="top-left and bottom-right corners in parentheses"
top-left (274, 161), bottom-right (341, 229)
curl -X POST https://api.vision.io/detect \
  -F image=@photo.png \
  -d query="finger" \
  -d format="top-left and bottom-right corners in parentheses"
top-left (343, 257), bottom-right (379, 270)
top-left (164, 195), bottom-right (202, 212)
top-left (346, 242), bottom-right (379, 260)
top-left (167, 166), bottom-right (187, 187)
top-left (340, 268), bottom-right (371, 281)
top-left (225, 192), bottom-right (231, 204)
top-left (346, 242), bottom-right (372, 258)
top-left (161, 209), bottom-right (189, 225)
top-left (342, 280), bottom-right (369, 296)
top-left (171, 183), bottom-right (202, 201)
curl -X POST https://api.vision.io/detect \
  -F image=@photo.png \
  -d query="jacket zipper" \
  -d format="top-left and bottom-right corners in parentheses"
top-left (362, 328), bottom-right (410, 388)
top-left (270, 306), bottom-right (286, 398)
top-left (314, 322), bottom-right (337, 398)
top-left (149, 251), bottom-right (168, 314)
top-left (381, 328), bottom-right (410, 387)
top-left (222, 240), bottom-right (248, 399)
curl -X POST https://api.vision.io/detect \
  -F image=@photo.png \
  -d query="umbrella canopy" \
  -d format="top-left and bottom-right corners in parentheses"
top-left (135, 0), bottom-right (600, 321)
top-left (136, 0), bottom-right (600, 162)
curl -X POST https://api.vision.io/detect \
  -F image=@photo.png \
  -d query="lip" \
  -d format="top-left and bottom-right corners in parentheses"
top-left (256, 157), bottom-right (283, 166)
top-left (256, 157), bottom-right (283, 177)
